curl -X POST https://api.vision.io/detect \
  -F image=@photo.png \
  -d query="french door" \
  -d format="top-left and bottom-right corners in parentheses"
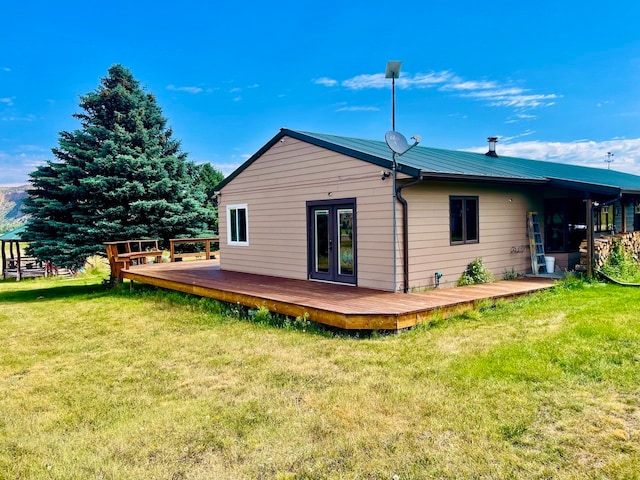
top-left (307, 199), bottom-right (356, 285)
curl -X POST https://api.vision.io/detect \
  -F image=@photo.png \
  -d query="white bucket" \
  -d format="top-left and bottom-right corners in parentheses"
top-left (545, 256), bottom-right (555, 273)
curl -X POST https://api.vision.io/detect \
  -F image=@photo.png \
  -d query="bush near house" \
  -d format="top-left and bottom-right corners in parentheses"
top-left (458, 257), bottom-right (494, 286)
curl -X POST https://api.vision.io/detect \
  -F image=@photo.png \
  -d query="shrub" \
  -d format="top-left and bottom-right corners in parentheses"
top-left (458, 258), bottom-right (494, 286)
top-left (502, 268), bottom-right (520, 280)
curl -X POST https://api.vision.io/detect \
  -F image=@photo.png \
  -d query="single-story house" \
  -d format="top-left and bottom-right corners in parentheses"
top-left (215, 129), bottom-right (640, 292)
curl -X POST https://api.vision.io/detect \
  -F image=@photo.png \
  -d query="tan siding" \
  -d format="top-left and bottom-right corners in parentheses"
top-left (404, 182), bottom-right (542, 290)
top-left (220, 136), bottom-right (543, 292)
top-left (220, 137), bottom-right (397, 290)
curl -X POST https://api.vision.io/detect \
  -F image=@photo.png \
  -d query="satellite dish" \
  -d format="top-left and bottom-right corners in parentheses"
top-left (385, 131), bottom-right (410, 155)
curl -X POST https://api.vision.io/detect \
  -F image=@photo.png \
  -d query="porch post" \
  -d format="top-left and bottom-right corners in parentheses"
top-left (586, 198), bottom-right (593, 277)
top-left (16, 240), bottom-right (22, 282)
top-left (621, 201), bottom-right (627, 233)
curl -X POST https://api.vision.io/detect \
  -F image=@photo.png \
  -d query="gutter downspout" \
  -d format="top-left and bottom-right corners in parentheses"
top-left (396, 176), bottom-right (424, 293)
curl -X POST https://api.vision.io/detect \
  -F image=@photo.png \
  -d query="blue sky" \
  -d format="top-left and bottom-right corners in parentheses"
top-left (2, 0), bottom-right (640, 186)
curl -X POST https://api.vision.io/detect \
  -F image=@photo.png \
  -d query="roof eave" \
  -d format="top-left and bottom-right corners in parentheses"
top-left (217, 129), bottom-right (422, 190)
top-left (419, 171), bottom-right (547, 185)
top-left (547, 178), bottom-right (625, 197)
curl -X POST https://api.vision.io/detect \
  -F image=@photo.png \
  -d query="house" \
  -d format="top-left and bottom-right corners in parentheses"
top-left (215, 129), bottom-right (640, 292)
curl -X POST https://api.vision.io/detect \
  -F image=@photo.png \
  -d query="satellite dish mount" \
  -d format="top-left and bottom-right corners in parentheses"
top-left (385, 131), bottom-right (420, 156)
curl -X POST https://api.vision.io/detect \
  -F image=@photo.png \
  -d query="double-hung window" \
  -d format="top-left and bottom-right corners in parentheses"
top-left (450, 196), bottom-right (479, 244)
top-left (227, 204), bottom-right (248, 246)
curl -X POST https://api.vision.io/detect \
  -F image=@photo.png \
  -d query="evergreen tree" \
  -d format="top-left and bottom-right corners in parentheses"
top-left (196, 162), bottom-right (225, 232)
top-left (24, 64), bottom-right (215, 269)
top-left (198, 162), bottom-right (224, 201)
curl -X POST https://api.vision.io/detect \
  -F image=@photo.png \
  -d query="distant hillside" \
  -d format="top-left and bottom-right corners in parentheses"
top-left (0, 185), bottom-right (29, 233)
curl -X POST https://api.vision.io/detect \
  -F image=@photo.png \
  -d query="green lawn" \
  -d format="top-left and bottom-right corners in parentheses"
top-left (1, 275), bottom-right (639, 479)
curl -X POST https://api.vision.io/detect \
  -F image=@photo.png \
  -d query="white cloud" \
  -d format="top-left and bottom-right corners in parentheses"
top-left (314, 77), bottom-right (338, 87)
top-left (0, 114), bottom-right (36, 122)
top-left (0, 149), bottom-right (49, 186)
top-left (341, 73), bottom-right (387, 90)
top-left (166, 84), bottom-right (204, 94)
top-left (499, 130), bottom-right (536, 143)
top-left (2, 67), bottom-right (9, 72)
top-left (469, 137), bottom-right (640, 176)
top-left (446, 80), bottom-right (499, 91)
top-left (0, 97), bottom-right (15, 106)
top-left (320, 69), bottom-right (559, 111)
top-left (336, 106), bottom-right (380, 112)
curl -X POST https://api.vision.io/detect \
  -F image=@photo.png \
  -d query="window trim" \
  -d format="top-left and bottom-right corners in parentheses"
top-left (450, 196), bottom-right (479, 245)
top-left (226, 204), bottom-right (249, 246)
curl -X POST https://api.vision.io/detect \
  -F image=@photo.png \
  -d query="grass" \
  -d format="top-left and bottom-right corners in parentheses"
top-left (1, 274), bottom-right (639, 479)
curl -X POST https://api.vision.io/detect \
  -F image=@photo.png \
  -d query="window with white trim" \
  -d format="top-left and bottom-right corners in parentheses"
top-left (227, 204), bottom-right (249, 246)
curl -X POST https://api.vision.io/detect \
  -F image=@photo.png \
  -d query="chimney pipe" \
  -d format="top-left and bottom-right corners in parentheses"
top-left (486, 136), bottom-right (498, 157)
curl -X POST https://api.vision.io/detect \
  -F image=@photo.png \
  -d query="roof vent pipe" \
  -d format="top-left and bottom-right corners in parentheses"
top-left (486, 136), bottom-right (498, 157)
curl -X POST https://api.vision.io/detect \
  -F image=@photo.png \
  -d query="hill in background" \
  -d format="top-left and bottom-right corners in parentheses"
top-left (0, 185), bottom-right (28, 234)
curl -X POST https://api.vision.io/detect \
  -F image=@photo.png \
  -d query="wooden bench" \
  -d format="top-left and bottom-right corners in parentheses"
top-left (104, 240), bottom-right (163, 281)
top-left (169, 237), bottom-right (219, 262)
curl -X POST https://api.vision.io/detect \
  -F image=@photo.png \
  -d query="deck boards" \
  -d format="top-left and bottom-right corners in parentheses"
top-left (122, 261), bottom-right (556, 330)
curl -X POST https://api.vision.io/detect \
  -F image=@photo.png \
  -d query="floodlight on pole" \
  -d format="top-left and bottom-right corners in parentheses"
top-left (385, 61), bottom-right (402, 131)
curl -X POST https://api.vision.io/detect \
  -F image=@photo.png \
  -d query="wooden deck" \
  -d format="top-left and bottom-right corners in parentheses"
top-left (122, 261), bottom-right (557, 330)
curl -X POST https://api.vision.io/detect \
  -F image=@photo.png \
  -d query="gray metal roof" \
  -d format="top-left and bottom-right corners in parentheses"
top-left (216, 129), bottom-right (640, 196)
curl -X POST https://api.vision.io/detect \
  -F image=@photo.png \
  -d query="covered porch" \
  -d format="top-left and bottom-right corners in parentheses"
top-left (122, 260), bottom-right (556, 330)
top-left (1, 225), bottom-right (50, 281)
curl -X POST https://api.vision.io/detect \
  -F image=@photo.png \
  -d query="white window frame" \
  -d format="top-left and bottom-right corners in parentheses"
top-left (226, 204), bottom-right (249, 246)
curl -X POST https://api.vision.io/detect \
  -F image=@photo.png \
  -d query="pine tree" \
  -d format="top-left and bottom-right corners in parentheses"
top-left (24, 64), bottom-right (215, 269)
top-left (197, 162), bottom-right (225, 232)
top-left (198, 162), bottom-right (224, 201)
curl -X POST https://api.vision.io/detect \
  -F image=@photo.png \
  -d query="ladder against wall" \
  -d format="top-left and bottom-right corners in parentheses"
top-left (527, 212), bottom-right (547, 274)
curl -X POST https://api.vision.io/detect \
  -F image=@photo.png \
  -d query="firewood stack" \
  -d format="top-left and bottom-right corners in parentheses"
top-left (577, 232), bottom-right (640, 272)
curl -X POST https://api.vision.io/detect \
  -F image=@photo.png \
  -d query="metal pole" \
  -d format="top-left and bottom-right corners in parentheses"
top-left (391, 71), bottom-right (397, 291)
top-left (392, 152), bottom-right (397, 292)
top-left (392, 73), bottom-right (396, 131)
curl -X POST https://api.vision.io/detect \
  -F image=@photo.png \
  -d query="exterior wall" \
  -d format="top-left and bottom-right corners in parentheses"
top-left (402, 181), bottom-right (543, 290)
top-left (219, 136), bottom-right (399, 291)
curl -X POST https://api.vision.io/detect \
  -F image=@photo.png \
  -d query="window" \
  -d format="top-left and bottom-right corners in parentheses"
top-left (227, 204), bottom-right (248, 246)
top-left (450, 196), bottom-right (478, 244)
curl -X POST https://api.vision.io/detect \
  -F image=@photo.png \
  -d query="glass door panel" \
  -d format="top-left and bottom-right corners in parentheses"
top-left (308, 200), bottom-right (356, 285)
top-left (314, 210), bottom-right (329, 274)
top-left (337, 208), bottom-right (353, 276)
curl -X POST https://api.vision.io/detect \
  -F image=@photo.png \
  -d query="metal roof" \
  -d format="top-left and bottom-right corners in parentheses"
top-left (217, 129), bottom-right (640, 196)
top-left (0, 224), bottom-right (27, 242)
